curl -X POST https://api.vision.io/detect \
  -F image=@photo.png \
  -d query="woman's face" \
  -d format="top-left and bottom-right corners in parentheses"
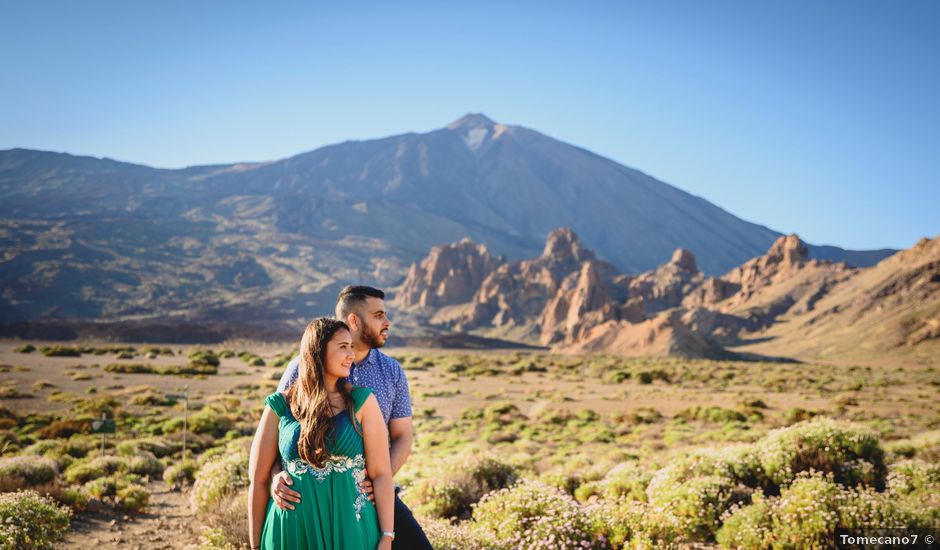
top-left (324, 328), bottom-right (355, 381)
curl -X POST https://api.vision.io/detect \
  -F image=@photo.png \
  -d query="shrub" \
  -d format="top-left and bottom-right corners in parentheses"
top-left (0, 490), bottom-right (71, 550)
top-left (165, 459), bottom-right (198, 487)
top-left (675, 405), bottom-right (747, 423)
top-left (407, 453), bottom-right (518, 519)
top-left (126, 451), bottom-right (164, 477)
top-left (116, 437), bottom-right (177, 458)
top-left (189, 350), bottom-right (220, 367)
top-left (200, 494), bottom-right (248, 548)
top-left (587, 497), bottom-right (683, 549)
top-left (419, 517), bottom-right (496, 550)
top-left (14, 344), bottom-right (36, 353)
top-left (189, 408), bottom-right (234, 436)
top-left (37, 419), bottom-right (90, 439)
top-left (715, 491), bottom-right (774, 549)
top-left (756, 418), bottom-right (885, 490)
top-left (575, 461), bottom-right (650, 503)
top-left (104, 363), bottom-right (155, 374)
top-left (472, 479), bottom-right (598, 548)
top-left (116, 483), bottom-right (150, 512)
top-left (647, 474), bottom-right (747, 541)
top-left (64, 455), bottom-right (125, 484)
top-left (39, 346), bottom-right (81, 357)
top-left (192, 448), bottom-right (249, 512)
top-left (410, 479), bottom-right (470, 519)
top-left (0, 456), bottom-right (58, 489)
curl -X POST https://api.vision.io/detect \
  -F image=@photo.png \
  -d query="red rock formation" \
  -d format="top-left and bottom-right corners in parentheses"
top-left (397, 238), bottom-right (497, 307)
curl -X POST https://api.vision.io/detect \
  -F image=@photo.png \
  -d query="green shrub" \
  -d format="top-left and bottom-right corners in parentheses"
top-left (715, 491), bottom-right (774, 549)
top-left (676, 405), bottom-right (747, 423)
top-left (587, 497), bottom-right (683, 549)
top-left (575, 461), bottom-right (650, 503)
top-left (410, 479), bottom-right (470, 519)
top-left (116, 437), bottom-right (177, 458)
top-left (756, 417), bottom-right (886, 490)
top-left (419, 517), bottom-right (496, 550)
top-left (647, 474), bottom-right (747, 541)
top-left (37, 419), bottom-right (90, 439)
top-left (472, 479), bottom-right (597, 548)
top-left (0, 456), bottom-right (58, 488)
top-left (165, 459), bottom-right (198, 487)
top-left (14, 344), bottom-right (36, 354)
top-left (0, 490), bottom-right (71, 550)
top-left (407, 453), bottom-right (518, 519)
top-left (104, 363), bottom-right (155, 374)
top-left (116, 483), bottom-right (150, 512)
top-left (39, 346), bottom-right (81, 357)
top-left (83, 475), bottom-right (119, 498)
top-left (192, 448), bottom-right (248, 512)
top-left (126, 451), bottom-right (164, 477)
top-left (64, 455), bottom-right (125, 484)
top-left (188, 350), bottom-right (220, 367)
top-left (189, 408), bottom-right (234, 436)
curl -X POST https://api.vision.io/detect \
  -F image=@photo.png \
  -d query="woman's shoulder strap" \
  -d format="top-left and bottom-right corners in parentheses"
top-left (264, 392), bottom-right (290, 417)
top-left (351, 386), bottom-right (373, 412)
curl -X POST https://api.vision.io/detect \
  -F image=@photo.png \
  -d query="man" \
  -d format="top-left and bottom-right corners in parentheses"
top-left (270, 285), bottom-right (432, 549)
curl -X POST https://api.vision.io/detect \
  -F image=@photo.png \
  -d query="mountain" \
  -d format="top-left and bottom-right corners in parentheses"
top-left (396, 229), bottom-right (940, 364)
top-left (0, 115), bottom-right (898, 339)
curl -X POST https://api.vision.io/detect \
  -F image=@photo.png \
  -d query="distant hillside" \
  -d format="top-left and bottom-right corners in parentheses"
top-left (0, 114), bottom-right (897, 338)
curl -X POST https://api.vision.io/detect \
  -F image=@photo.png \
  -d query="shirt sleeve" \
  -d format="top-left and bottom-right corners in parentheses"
top-left (276, 355), bottom-right (301, 393)
top-left (390, 360), bottom-right (413, 420)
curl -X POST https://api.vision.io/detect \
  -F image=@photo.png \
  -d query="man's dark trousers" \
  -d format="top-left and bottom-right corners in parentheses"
top-left (393, 491), bottom-right (432, 549)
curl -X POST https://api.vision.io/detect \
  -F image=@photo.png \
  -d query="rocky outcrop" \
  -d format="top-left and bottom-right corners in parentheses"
top-left (396, 228), bottom-right (940, 363)
top-left (397, 238), bottom-right (497, 307)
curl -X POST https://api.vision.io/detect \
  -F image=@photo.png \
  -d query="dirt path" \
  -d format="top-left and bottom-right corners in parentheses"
top-left (63, 481), bottom-right (203, 549)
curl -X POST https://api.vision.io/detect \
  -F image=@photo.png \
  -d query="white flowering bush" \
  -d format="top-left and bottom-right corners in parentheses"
top-left (0, 490), bottom-right (72, 550)
top-left (647, 474), bottom-right (748, 542)
top-left (574, 461), bottom-right (650, 503)
top-left (192, 447), bottom-right (248, 512)
top-left (472, 479), bottom-right (600, 549)
top-left (755, 418), bottom-right (885, 490)
top-left (420, 517), bottom-right (497, 550)
top-left (717, 470), bottom-right (926, 549)
top-left (586, 497), bottom-right (683, 549)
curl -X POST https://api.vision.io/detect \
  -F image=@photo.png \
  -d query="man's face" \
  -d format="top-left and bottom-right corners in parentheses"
top-left (355, 297), bottom-right (390, 349)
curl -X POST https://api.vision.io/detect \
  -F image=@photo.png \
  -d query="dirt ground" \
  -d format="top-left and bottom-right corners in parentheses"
top-left (62, 481), bottom-right (200, 549)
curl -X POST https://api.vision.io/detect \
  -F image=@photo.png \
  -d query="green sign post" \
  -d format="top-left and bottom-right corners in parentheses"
top-left (91, 414), bottom-right (115, 454)
top-left (167, 387), bottom-right (190, 462)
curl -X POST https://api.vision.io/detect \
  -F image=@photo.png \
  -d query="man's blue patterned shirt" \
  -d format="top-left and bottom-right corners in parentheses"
top-left (276, 348), bottom-right (413, 424)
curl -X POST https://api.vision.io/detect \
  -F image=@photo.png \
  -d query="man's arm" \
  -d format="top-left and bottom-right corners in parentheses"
top-left (388, 416), bottom-right (413, 476)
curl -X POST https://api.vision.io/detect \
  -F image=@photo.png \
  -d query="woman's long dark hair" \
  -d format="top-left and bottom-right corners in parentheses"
top-left (287, 317), bottom-right (359, 468)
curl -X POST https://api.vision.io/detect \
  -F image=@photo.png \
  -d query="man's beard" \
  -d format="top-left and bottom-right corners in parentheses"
top-left (360, 322), bottom-right (387, 349)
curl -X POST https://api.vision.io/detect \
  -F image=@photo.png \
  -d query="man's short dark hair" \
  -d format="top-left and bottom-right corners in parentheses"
top-left (335, 285), bottom-right (385, 319)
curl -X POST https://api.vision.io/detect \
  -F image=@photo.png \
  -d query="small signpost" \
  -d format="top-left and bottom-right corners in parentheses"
top-left (167, 387), bottom-right (190, 462)
top-left (90, 413), bottom-right (116, 454)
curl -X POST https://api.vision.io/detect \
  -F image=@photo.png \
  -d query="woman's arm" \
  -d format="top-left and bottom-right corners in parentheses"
top-left (359, 395), bottom-right (394, 545)
top-left (248, 406), bottom-right (280, 548)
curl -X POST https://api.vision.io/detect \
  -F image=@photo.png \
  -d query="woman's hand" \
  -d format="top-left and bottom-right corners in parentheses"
top-left (376, 536), bottom-right (393, 550)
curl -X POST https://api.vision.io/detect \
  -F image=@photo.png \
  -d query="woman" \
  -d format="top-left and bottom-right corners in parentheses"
top-left (248, 318), bottom-right (395, 549)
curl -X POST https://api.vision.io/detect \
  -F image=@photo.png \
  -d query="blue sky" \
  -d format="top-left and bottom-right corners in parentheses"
top-left (1, 1), bottom-right (937, 250)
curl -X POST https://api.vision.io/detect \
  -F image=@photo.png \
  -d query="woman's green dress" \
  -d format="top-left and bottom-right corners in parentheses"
top-left (261, 387), bottom-right (380, 549)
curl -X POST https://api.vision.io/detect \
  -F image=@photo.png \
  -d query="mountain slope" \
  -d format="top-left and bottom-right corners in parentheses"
top-left (0, 115), bottom-right (897, 335)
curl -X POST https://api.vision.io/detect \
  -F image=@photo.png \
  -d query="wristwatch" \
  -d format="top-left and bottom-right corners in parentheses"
top-left (381, 531), bottom-right (396, 540)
